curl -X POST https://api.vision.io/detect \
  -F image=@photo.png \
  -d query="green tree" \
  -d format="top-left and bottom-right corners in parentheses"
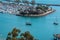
top-left (6, 27), bottom-right (36, 40)
top-left (6, 32), bottom-right (11, 40)
top-left (11, 28), bottom-right (21, 37)
top-left (6, 28), bottom-right (21, 40)
top-left (20, 31), bottom-right (34, 40)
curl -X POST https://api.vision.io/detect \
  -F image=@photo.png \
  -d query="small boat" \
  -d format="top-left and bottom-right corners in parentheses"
top-left (26, 22), bottom-right (31, 25)
top-left (0, 11), bottom-right (3, 13)
top-left (53, 17), bottom-right (58, 25)
top-left (53, 22), bottom-right (58, 25)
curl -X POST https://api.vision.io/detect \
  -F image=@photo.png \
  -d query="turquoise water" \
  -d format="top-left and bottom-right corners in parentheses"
top-left (0, 0), bottom-right (60, 40)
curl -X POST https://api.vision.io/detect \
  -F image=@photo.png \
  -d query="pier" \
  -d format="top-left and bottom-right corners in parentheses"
top-left (30, 2), bottom-right (60, 6)
top-left (36, 3), bottom-right (60, 6)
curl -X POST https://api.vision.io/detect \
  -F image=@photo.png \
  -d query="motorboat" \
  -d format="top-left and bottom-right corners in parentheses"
top-left (26, 22), bottom-right (31, 25)
top-left (53, 22), bottom-right (58, 25)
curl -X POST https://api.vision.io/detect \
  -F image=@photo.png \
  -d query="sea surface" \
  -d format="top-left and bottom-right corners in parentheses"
top-left (0, 0), bottom-right (60, 40)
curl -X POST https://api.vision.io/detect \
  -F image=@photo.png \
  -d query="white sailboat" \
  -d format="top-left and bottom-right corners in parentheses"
top-left (53, 17), bottom-right (58, 25)
top-left (25, 17), bottom-right (32, 26)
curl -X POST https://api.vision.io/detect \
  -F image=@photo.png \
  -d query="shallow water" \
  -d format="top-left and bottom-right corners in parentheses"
top-left (0, 0), bottom-right (60, 40)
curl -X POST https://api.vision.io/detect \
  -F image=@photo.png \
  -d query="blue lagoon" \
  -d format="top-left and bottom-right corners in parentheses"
top-left (0, 0), bottom-right (60, 40)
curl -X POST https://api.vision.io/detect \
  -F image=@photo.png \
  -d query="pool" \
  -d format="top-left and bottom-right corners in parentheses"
top-left (0, 0), bottom-right (60, 40)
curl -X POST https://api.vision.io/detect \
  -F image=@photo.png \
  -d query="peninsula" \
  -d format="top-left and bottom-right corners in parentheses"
top-left (0, 0), bottom-right (55, 17)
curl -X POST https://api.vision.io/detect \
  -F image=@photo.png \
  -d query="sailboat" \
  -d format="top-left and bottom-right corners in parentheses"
top-left (53, 17), bottom-right (58, 25)
top-left (25, 17), bottom-right (32, 26)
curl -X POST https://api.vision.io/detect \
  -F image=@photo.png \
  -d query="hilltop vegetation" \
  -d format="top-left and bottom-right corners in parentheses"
top-left (6, 28), bottom-right (37, 40)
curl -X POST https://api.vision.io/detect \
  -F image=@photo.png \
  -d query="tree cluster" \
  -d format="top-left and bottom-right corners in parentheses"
top-left (6, 28), bottom-right (35, 40)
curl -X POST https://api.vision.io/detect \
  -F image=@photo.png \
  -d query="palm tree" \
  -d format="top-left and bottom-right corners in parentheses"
top-left (12, 37), bottom-right (17, 40)
top-left (6, 28), bottom-right (36, 40)
top-left (20, 31), bottom-right (34, 40)
top-left (19, 37), bottom-right (25, 40)
top-left (6, 32), bottom-right (11, 40)
top-left (11, 28), bottom-right (21, 37)
top-left (6, 28), bottom-right (21, 40)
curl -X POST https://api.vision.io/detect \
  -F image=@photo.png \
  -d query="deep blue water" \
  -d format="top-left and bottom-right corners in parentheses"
top-left (0, 0), bottom-right (60, 40)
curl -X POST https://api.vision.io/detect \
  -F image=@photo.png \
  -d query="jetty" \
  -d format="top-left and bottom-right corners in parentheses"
top-left (35, 3), bottom-right (60, 6)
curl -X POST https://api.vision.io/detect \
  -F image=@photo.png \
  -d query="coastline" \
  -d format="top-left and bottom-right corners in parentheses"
top-left (0, 1), bottom-right (55, 17)
top-left (16, 9), bottom-right (55, 17)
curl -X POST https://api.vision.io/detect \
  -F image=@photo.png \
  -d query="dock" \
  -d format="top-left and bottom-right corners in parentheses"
top-left (36, 3), bottom-right (60, 6)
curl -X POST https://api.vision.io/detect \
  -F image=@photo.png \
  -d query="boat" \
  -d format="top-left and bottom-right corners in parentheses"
top-left (53, 17), bottom-right (58, 25)
top-left (53, 22), bottom-right (58, 25)
top-left (0, 11), bottom-right (3, 13)
top-left (26, 22), bottom-right (31, 25)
